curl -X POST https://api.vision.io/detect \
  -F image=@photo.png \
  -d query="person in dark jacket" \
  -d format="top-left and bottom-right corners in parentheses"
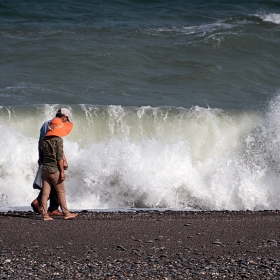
top-left (31, 108), bottom-right (71, 216)
top-left (40, 117), bottom-right (78, 221)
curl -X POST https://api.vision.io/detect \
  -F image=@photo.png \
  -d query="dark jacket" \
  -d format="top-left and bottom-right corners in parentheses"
top-left (41, 136), bottom-right (63, 173)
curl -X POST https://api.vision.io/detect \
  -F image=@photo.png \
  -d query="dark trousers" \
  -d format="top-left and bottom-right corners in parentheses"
top-left (37, 184), bottom-right (59, 212)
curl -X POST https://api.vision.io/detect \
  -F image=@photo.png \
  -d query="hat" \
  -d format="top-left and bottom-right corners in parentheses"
top-left (46, 118), bottom-right (73, 137)
top-left (57, 108), bottom-right (71, 120)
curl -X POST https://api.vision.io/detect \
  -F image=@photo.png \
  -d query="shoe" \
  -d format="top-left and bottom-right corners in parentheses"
top-left (64, 213), bottom-right (78, 220)
top-left (31, 199), bottom-right (41, 214)
top-left (43, 216), bottom-right (54, 221)
top-left (48, 209), bottom-right (63, 216)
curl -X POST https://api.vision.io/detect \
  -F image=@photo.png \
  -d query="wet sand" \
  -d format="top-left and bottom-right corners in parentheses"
top-left (1, 210), bottom-right (280, 279)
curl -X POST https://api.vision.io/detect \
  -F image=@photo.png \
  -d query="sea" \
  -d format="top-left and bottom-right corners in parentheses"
top-left (1, 0), bottom-right (280, 212)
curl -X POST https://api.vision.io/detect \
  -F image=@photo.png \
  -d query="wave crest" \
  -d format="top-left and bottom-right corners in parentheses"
top-left (259, 13), bottom-right (280, 24)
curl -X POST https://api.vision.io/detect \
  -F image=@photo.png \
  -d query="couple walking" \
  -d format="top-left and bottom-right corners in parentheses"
top-left (31, 108), bottom-right (78, 221)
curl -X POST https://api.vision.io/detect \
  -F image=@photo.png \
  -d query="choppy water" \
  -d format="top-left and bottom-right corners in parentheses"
top-left (1, 0), bottom-right (280, 211)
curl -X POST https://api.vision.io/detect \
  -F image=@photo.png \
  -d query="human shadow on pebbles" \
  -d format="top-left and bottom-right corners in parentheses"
top-left (0, 210), bottom-right (280, 279)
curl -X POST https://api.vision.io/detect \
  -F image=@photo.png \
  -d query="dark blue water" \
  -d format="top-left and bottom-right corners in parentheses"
top-left (1, 0), bottom-right (280, 109)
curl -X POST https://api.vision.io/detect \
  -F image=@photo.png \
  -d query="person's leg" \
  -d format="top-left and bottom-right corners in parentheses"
top-left (46, 172), bottom-right (78, 220)
top-left (48, 184), bottom-right (60, 212)
top-left (53, 178), bottom-right (78, 220)
top-left (37, 190), bottom-right (42, 204)
top-left (31, 190), bottom-right (42, 213)
top-left (41, 170), bottom-right (53, 221)
top-left (31, 187), bottom-right (63, 215)
top-left (31, 165), bottom-right (43, 213)
top-left (54, 180), bottom-right (70, 216)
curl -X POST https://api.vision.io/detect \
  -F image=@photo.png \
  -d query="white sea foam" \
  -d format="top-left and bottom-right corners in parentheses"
top-left (145, 20), bottom-right (234, 38)
top-left (259, 13), bottom-right (280, 24)
top-left (2, 102), bottom-right (280, 211)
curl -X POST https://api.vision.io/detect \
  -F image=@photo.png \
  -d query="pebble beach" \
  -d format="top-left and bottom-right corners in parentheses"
top-left (1, 210), bottom-right (280, 279)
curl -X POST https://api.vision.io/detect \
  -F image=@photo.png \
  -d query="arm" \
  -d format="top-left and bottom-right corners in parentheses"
top-left (58, 159), bottom-right (65, 182)
top-left (63, 153), bottom-right (68, 170)
top-left (57, 138), bottom-right (65, 181)
top-left (38, 141), bottom-right (43, 165)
